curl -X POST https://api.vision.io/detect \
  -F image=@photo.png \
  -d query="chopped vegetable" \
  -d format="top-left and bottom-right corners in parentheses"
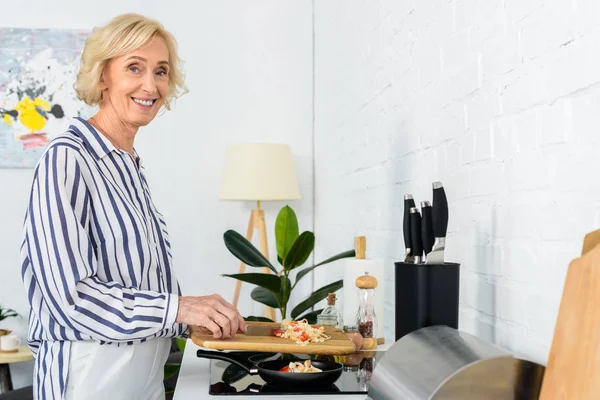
top-left (273, 319), bottom-right (330, 346)
top-left (272, 329), bottom-right (285, 337)
top-left (279, 360), bottom-right (322, 373)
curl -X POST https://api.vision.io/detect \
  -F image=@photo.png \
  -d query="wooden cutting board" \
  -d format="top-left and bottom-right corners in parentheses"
top-left (539, 229), bottom-right (600, 399)
top-left (190, 321), bottom-right (356, 355)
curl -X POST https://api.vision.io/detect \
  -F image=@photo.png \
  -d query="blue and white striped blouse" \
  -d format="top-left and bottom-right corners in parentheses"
top-left (20, 116), bottom-right (186, 399)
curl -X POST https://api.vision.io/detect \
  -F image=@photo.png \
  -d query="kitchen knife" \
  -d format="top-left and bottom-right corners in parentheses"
top-left (410, 207), bottom-right (423, 264)
top-left (420, 201), bottom-right (434, 262)
top-left (403, 194), bottom-right (416, 262)
top-left (428, 181), bottom-right (448, 264)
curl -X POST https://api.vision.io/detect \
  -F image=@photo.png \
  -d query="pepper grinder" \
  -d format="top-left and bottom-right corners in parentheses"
top-left (342, 236), bottom-right (385, 344)
top-left (355, 272), bottom-right (378, 350)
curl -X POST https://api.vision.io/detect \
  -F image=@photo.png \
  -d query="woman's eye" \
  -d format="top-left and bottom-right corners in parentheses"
top-left (156, 70), bottom-right (167, 76)
top-left (129, 65), bottom-right (140, 73)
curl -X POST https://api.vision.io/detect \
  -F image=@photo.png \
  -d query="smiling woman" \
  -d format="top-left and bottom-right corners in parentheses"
top-left (74, 13), bottom-right (187, 112)
top-left (20, 13), bottom-right (246, 400)
top-left (73, 13), bottom-right (188, 157)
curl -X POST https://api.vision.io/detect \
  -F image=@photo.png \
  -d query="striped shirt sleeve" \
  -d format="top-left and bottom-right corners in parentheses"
top-left (25, 144), bottom-right (179, 342)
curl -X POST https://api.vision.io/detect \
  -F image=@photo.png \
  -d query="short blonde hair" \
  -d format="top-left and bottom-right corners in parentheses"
top-left (74, 13), bottom-right (188, 110)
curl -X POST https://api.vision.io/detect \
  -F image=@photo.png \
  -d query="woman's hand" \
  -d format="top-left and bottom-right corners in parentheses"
top-left (176, 294), bottom-right (247, 339)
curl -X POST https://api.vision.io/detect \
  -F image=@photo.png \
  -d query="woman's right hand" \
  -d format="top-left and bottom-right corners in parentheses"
top-left (176, 294), bottom-right (247, 339)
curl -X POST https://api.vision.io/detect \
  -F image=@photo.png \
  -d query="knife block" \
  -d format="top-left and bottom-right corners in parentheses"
top-left (394, 261), bottom-right (460, 341)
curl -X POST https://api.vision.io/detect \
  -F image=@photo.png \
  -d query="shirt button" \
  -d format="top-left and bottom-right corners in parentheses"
top-left (137, 188), bottom-right (144, 196)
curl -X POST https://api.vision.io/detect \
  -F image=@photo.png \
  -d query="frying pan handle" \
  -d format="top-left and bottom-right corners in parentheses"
top-left (196, 350), bottom-right (258, 374)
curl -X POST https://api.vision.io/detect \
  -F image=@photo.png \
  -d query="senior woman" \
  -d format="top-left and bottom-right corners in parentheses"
top-left (20, 13), bottom-right (246, 400)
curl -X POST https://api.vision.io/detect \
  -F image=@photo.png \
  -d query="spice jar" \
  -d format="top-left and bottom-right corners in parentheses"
top-left (317, 293), bottom-right (343, 329)
top-left (343, 325), bottom-right (364, 351)
top-left (316, 314), bottom-right (337, 327)
top-left (355, 272), bottom-right (378, 350)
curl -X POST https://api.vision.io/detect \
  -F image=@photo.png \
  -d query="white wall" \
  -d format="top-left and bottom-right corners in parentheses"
top-left (314, 0), bottom-right (600, 365)
top-left (0, 0), bottom-right (313, 389)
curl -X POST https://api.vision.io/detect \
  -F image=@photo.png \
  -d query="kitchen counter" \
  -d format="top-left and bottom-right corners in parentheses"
top-left (173, 339), bottom-right (392, 400)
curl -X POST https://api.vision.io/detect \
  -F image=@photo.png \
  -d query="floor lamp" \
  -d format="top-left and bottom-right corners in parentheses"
top-left (219, 143), bottom-right (301, 321)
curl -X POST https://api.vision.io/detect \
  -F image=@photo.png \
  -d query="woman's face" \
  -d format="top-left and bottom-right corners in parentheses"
top-left (99, 36), bottom-right (170, 127)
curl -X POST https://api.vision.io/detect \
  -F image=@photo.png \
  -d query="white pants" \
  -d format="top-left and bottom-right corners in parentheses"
top-left (63, 338), bottom-right (171, 400)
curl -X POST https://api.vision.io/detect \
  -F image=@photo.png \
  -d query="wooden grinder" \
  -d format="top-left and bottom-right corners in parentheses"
top-left (356, 271), bottom-right (379, 350)
top-left (343, 236), bottom-right (385, 345)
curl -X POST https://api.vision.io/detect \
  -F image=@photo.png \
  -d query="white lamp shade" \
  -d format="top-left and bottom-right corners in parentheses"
top-left (219, 143), bottom-right (301, 201)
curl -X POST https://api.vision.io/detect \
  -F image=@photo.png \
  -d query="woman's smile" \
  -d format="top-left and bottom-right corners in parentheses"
top-left (131, 97), bottom-right (157, 109)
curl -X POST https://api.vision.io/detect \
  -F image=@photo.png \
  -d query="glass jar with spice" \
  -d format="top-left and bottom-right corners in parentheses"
top-left (355, 272), bottom-right (378, 349)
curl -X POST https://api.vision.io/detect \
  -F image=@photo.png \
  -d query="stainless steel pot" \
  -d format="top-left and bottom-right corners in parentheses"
top-left (368, 326), bottom-right (545, 400)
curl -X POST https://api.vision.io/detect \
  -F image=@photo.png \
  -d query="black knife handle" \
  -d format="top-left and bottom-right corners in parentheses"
top-left (410, 208), bottom-right (423, 258)
top-left (403, 195), bottom-right (416, 249)
top-left (421, 201), bottom-right (434, 254)
top-left (432, 183), bottom-right (448, 238)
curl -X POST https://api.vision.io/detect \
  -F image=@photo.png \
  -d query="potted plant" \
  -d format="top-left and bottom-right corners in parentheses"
top-left (222, 205), bottom-right (354, 322)
top-left (0, 305), bottom-right (19, 337)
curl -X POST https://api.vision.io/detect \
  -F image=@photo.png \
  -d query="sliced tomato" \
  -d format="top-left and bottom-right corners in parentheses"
top-left (289, 321), bottom-right (297, 326)
top-left (299, 333), bottom-right (309, 342)
top-left (272, 329), bottom-right (285, 337)
top-left (279, 366), bottom-right (290, 372)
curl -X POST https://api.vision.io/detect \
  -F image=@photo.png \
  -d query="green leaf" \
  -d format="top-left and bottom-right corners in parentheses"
top-left (291, 280), bottom-right (343, 319)
top-left (224, 230), bottom-right (277, 274)
top-left (222, 273), bottom-right (282, 294)
top-left (295, 308), bottom-right (324, 324)
top-left (175, 337), bottom-right (187, 353)
top-left (251, 286), bottom-right (280, 308)
top-left (275, 205), bottom-right (299, 260)
top-left (164, 364), bottom-right (181, 380)
top-left (0, 307), bottom-right (19, 321)
top-left (244, 316), bottom-right (275, 322)
top-left (294, 250), bottom-right (355, 286)
top-left (283, 231), bottom-right (314, 271)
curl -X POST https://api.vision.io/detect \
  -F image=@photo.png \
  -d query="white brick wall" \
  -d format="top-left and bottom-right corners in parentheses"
top-left (314, 0), bottom-right (600, 364)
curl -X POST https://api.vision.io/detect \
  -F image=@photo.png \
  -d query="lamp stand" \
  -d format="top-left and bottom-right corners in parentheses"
top-left (232, 200), bottom-right (277, 321)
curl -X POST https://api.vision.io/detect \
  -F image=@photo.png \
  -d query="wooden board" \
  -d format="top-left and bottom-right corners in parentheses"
top-left (581, 229), bottom-right (600, 256)
top-left (190, 321), bottom-right (356, 355)
top-left (539, 229), bottom-right (600, 399)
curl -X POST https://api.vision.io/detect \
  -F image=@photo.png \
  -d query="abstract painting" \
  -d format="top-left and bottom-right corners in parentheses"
top-left (0, 28), bottom-right (96, 168)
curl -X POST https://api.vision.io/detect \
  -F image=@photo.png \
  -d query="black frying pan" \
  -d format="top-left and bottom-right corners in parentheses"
top-left (197, 349), bottom-right (342, 389)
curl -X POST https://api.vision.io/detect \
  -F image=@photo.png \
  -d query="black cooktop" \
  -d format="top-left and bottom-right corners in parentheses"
top-left (208, 351), bottom-right (385, 395)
